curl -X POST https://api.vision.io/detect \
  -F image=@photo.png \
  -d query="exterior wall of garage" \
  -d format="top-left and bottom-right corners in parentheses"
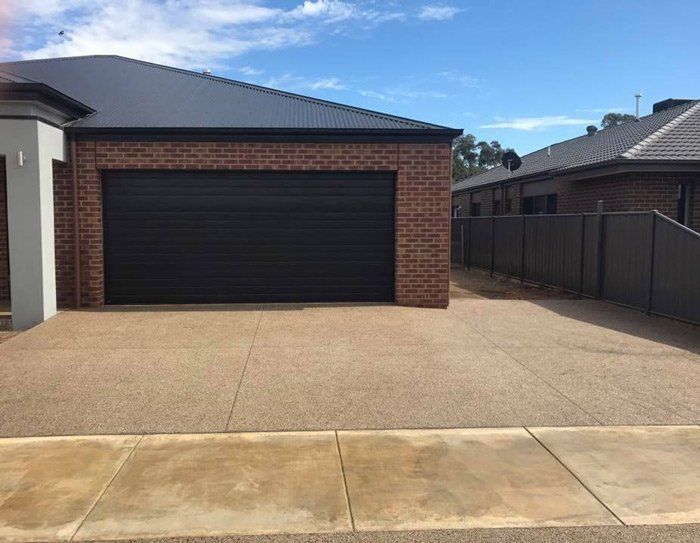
top-left (52, 140), bottom-right (452, 309)
top-left (0, 157), bottom-right (9, 300)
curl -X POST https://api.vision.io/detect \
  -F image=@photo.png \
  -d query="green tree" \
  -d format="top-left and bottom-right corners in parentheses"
top-left (477, 140), bottom-right (504, 169)
top-left (452, 134), bottom-right (512, 182)
top-left (452, 134), bottom-right (478, 180)
top-left (601, 112), bottom-right (636, 129)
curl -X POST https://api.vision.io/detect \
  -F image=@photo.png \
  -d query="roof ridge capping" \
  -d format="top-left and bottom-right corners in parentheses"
top-left (622, 100), bottom-right (700, 159)
top-left (107, 55), bottom-right (458, 132)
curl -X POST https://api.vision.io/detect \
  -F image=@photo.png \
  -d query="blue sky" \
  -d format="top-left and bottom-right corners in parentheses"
top-left (1, 0), bottom-right (698, 154)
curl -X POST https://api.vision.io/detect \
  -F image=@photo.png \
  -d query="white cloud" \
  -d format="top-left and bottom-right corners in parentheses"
top-left (358, 87), bottom-right (448, 103)
top-left (359, 89), bottom-right (393, 102)
top-left (288, 0), bottom-right (357, 21)
top-left (310, 77), bottom-right (346, 90)
top-left (1, 0), bottom-right (409, 68)
top-left (480, 115), bottom-right (598, 131)
top-left (193, 3), bottom-right (281, 25)
top-left (439, 70), bottom-right (481, 88)
top-left (239, 66), bottom-right (264, 76)
top-left (262, 73), bottom-right (346, 92)
top-left (418, 4), bottom-right (462, 21)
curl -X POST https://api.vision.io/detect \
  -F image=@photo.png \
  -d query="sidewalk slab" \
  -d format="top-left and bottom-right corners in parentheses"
top-left (337, 428), bottom-right (618, 531)
top-left (0, 435), bottom-right (139, 543)
top-left (530, 426), bottom-right (700, 525)
top-left (74, 432), bottom-right (351, 540)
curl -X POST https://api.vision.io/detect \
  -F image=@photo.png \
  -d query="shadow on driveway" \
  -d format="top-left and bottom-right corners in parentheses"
top-left (530, 299), bottom-right (700, 356)
top-left (451, 267), bottom-right (699, 355)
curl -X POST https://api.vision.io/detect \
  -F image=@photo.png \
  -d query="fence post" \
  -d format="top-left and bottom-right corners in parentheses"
top-left (578, 213), bottom-right (585, 298)
top-left (460, 222), bottom-right (466, 268)
top-left (520, 214), bottom-right (526, 283)
top-left (466, 218), bottom-right (471, 270)
top-left (595, 201), bottom-right (605, 299)
top-left (490, 216), bottom-right (495, 277)
top-left (647, 211), bottom-right (657, 314)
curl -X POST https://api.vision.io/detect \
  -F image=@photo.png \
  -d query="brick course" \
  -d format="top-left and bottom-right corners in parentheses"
top-left (556, 173), bottom-right (684, 218)
top-left (53, 140), bottom-right (451, 309)
top-left (53, 160), bottom-right (75, 308)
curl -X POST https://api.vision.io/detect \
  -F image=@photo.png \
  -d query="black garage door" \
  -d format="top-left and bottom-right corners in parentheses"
top-left (103, 171), bottom-right (395, 304)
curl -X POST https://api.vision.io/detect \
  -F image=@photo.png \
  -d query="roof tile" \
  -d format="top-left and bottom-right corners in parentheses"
top-left (452, 100), bottom-right (699, 192)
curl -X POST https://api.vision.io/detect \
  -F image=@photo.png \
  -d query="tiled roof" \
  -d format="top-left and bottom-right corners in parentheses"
top-left (0, 55), bottom-right (460, 135)
top-left (453, 100), bottom-right (700, 192)
top-left (622, 102), bottom-right (700, 160)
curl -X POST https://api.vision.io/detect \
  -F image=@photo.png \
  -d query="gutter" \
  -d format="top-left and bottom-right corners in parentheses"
top-left (65, 126), bottom-right (464, 144)
top-left (0, 82), bottom-right (94, 118)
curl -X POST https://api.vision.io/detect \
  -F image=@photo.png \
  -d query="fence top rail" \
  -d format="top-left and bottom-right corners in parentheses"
top-left (653, 210), bottom-right (700, 239)
top-left (453, 211), bottom-right (655, 220)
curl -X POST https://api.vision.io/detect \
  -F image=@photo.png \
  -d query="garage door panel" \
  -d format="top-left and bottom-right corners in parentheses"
top-left (105, 225), bottom-right (395, 239)
top-left (105, 261), bottom-right (394, 278)
top-left (105, 253), bottom-right (394, 265)
top-left (109, 291), bottom-right (393, 305)
top-left (108, 195), bottom-right (392, 213)
top-left (103, 171), bottom-right (395, 304)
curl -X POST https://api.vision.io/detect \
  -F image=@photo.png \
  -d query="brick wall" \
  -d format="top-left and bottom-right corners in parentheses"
top-left (56, 141), bottom-right (451, 309)
top-left (505, 183), bottom-right (521, 214)
top-left (454, 172), bottom-right (697, 229)
top-left (0, 157), bottom-right (8, 300)
top-left (53, 160), bottom-right (75, 308)
top-left (557, 173), bottom-right (676, 217)
top-left (479, 189), bottom-right (493, 216)
top-left (395, 143), bottom-right (451, 308)
top-left (557, 172), bottom-right (698, 230)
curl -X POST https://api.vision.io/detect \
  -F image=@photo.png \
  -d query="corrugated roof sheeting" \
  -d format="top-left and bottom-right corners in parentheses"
top-left (0, 55), bottom-right (455, 132)
top-left (0, 70), bottom-right (36, 83)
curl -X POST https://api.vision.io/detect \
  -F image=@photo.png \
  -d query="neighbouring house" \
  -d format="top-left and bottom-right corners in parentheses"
top-left (452, 99), bottom-right (700, 231)
top-left (0, 55), bottom-right (461, 329)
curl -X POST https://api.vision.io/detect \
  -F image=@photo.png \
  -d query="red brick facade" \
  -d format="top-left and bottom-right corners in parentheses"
top-left (0, 157), bottom-right (9, 300)
top-left (556, 173), bottom-right (697, 223)
top-left (53, 160), bottom-right (75, 308)
top-left (47, 141), bottom-right (451, 309)
top-left (453, 171), bottom-right (699, 229)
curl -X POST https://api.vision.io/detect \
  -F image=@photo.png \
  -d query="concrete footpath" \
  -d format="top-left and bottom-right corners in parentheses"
top-left (0, 425), bottom-right (698, 542)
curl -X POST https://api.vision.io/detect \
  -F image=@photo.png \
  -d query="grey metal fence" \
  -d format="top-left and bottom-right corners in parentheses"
top-left (451, 211), bottom-right (700, 325)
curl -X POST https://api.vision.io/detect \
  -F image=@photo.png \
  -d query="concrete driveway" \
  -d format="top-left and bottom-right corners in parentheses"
top-left (0, 271), bottom-right (698, 437)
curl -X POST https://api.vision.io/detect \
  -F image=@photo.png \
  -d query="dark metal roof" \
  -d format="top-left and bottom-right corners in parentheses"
top-left (452, 100), bottom-right (700, 193)
top-left (0, 70), bottom-right (36, 83)
top-left (0, 55), bottom-right (460, 138)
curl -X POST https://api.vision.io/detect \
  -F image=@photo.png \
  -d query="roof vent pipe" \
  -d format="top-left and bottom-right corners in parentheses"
top-left (547, 145), bottom-right (551, 156)
top-left (635, 92), bottom-right (642, 119)
top-left (586, 125), bottom-right (598, 136)
top-left (202, 69), bottom-right (212, 75)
